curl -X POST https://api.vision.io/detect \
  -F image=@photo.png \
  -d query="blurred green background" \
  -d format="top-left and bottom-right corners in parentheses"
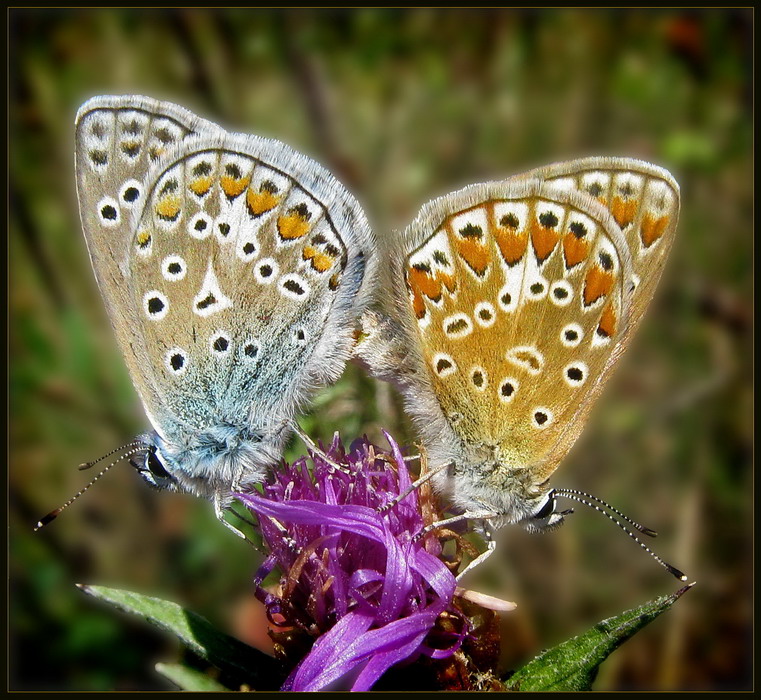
top-left (9, 8), bottom-right (752, 691)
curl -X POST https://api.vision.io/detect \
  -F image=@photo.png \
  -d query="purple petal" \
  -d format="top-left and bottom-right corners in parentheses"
top-left (350, 623), bottom-right (433, 691)
top-left (285, 611), bottom-right (375, 691)
top-left (411, 548), bottom-right (456, 603)
top-left (239, 493), bottom-right (385, 542)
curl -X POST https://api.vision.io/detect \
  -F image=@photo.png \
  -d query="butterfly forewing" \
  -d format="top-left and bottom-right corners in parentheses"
top-left (519, 158), bottom-right (680, 343)
top-left (75, 97), bottom-right (222, 432)
top-left (402, 180), bottom-right (636, 483)
top-left (75, 97), bottom-right (221, 279)
top-left (131, 138), bottom-right (352, 440)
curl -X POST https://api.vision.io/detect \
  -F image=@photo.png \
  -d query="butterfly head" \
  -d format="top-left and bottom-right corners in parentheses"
top-left (440, 458), bottom-right (571, 532)
top-left (521, 488), bottom-right (572, 533)
top-left (131, 442), bottom-right (180, 493)
top-left (129, 423), bottom-right (281, 500)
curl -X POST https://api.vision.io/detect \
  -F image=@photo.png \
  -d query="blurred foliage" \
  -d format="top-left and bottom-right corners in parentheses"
top-left (9, 8), bottom-right (752, 691)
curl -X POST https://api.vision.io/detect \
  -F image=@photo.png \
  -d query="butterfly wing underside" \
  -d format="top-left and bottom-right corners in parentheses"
top-left (128, 134), bottom-right (372, 443)
top-left (75, 96), bottom-right (374, 447)
top-left (396, 160), bottom-right (678, 486)
top-left (75, 96), bottom-right (221, 434)
top-left (518, 157), bottom-right (680, 347)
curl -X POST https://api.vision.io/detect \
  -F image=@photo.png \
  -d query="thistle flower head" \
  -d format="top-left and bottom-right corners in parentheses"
top-left (237, 432), bottom-right (470, 691)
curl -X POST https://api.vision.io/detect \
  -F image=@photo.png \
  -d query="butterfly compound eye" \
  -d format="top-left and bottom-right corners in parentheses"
top-left (533, 493), bottom-right (556, 520)
top-left (146, 450), bottom-right (172, 480)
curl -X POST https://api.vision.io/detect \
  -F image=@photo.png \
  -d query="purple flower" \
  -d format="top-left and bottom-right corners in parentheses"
top-left (236, 432), bottom-right (469, 691)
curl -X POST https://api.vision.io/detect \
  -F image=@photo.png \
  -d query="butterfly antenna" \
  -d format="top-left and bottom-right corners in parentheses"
top-left (553, 489), bottom-right (687, 581)
top-left (34, 445), bottom-right (148, 531)
top-left (78, 440), bottom-right (147, 471)
top-left (554, 487), bottom-right (658, 537)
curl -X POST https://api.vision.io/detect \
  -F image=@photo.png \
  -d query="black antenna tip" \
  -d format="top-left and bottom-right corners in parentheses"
top-left (641, 526), bottom-right (658, 537)
top-left (34, 510), bottom-right (60, 531)
top-left (78, 462), bottom-right (93, 471)
top-left (666, 563), bottom-right (688, 581)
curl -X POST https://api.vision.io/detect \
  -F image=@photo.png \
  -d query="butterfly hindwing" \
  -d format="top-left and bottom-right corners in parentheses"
top-left (357, 157), bottom-right (678, 520)
top-left (396, 179), bottom-right (635, 485)
top-left (130, 133), bottom-right (370, 444)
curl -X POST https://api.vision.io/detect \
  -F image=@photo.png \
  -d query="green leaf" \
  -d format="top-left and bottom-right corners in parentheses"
top-left (77, 584), bottom-right (282, 690)
top-left (155, 662), bottom-right (231, 691)
top-left (506, 582), bottom-right (695, 691)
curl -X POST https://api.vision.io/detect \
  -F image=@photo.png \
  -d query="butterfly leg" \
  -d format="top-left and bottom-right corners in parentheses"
top-left (414, 510), bottom-right (498, 540)
top-left (226, 504), bottom-right (259, 530)
top-left (378, 460), bottom-right (453, 513)
top-left (289, 421), bottom-right (351, 474)
top-left (226, 507), bottom-right (265, 554)
top-left (455, 520), bottom-right (498, 582)
top-left (414, 513), bottom-right (499, 580)
top-left (214, 494), bottom-right (261, 549)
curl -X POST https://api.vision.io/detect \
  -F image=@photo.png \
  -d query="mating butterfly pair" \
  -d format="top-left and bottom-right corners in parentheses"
top-left (48, 96), bottom-right (679, 567)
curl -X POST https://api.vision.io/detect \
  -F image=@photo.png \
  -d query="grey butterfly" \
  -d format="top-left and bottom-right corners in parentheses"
top-left (72, 95), bottom-right (375, 525)
top-left (356, 157), bottom-right (682, 579)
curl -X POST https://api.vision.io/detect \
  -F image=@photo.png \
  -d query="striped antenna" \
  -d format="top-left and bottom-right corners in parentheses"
top-left (552, 488), bottom-right (687, 581)
top-left (34, 443), bottom-right (148, 531)
top-left (554, 487), bottom-right (658, 537)
top-left (78, 440), bottom-right (146, 470)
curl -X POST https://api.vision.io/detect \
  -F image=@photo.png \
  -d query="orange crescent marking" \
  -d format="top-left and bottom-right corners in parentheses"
top-left (438, 271), bottom-right (457, 294)
top-left (189, 177), bottom-right (213, 196)
top-left (408, 281), bottom-right (427, 319)
top-left (597, 302), bottom-right (618, 337)
top-left (583, 266), bottom-right (614, 306)
top-left (454, 237), bottom-right (490, 275)
top-left (530, 221), bottom-right (561, 263)
top-left (155, 196), bottom-right (181, 220)
top-left (220, 175), bottom-right (251, 199)
top-left (611, 196), bottom-right (638, 229)
top-left (408, 266), bottom-right (442, 301)
top-left (494, 227), bottom-right (528, 266)
top-left (303, 246), bottom-right (334, 272)
top-left (562, 232), bottom-right (590, 269)
top-left (278, 214), bottom-right (311, 240)
top-left (246, 189), bottom-right (280, 216)
top-left (640, 214), bottom-right (669, 248)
